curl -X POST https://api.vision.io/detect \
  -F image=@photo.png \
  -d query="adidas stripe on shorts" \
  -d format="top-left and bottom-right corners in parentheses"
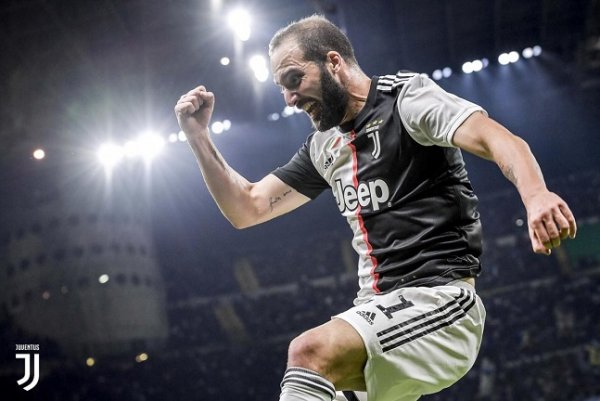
top-left (334, 280), bottom-right (486, 401)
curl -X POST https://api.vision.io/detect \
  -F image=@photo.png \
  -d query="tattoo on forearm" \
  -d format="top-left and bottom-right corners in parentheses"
top-left (283, 189), bottom-right (292, 197)
top-left (499, 162), bottom-right (517, 186)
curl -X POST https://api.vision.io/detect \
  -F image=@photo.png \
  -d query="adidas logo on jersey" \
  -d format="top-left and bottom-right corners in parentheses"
top-left (356, 310), bottom-right (376, 325)
top-left (334, 178), bottom-right (391, 213)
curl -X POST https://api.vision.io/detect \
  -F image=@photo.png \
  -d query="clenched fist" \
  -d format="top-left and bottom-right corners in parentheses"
top-left (525, 191), bottom-right (577, 255)
top-left (174, 86), bottom-right (215, 139)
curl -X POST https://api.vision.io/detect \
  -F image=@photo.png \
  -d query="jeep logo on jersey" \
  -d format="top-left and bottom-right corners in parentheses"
top-left (334, 178), bottom-right (390, 213)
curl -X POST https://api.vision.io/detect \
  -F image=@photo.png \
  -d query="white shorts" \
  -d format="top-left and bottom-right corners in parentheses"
top-left (334, 280), bottom-right (485, 401)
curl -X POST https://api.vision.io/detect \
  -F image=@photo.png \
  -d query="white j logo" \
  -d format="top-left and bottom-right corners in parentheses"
top-left (367, 131), bottom-right (381, 159)
top-left (16, 353), bottom-right (39, 391)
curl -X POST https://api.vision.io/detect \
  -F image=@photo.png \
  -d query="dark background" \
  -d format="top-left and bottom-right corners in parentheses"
top-left (1, 0), bottom-right (599, 400)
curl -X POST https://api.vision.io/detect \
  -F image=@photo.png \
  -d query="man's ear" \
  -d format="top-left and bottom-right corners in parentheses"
top-left (326, 51), bottom-right (343, 73)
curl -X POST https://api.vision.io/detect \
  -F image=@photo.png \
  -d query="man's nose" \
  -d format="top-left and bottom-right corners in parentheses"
top-left (283, 88), bottom-right (298, 107)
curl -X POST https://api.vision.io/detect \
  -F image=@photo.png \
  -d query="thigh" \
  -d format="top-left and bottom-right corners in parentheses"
top-left (293, 318), bottom-right (369, 390)
top-left (335, 284), bottom-right (486, 401)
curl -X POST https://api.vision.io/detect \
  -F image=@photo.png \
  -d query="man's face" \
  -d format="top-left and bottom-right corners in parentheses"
top-left (271, 41), bottom-right (349, 131)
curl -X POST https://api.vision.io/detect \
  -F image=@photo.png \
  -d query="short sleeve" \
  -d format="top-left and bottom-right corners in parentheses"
top-left (271, 135), bottom-right (329, 199)
top-left (396, 73), bottom-right (487, 147)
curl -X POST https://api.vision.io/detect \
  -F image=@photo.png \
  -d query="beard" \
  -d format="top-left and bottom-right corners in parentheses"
top-left (310, 64), bottom-right (349, 131)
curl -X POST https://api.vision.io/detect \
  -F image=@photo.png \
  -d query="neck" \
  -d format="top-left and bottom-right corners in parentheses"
top-left (340, 68), bottom-right (371, 125)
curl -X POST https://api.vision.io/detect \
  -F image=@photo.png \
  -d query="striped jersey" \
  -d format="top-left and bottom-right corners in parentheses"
top-left (272, 72), bottom-right (486, 305)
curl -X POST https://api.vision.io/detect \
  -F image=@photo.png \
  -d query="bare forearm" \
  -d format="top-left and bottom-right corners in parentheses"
top-left (187, 133), bottom-right (261, 227)
top-left (492, 135), bottom-right (547, 206)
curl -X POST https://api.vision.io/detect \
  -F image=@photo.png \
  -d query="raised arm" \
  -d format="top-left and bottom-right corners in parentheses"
top-left (453, 111), bottom-right (577, 255)
top-left (174, 85), bottom-right (310, 229)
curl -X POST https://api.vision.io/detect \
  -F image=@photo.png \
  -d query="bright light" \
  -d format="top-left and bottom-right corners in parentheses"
top-left (211, 121), bottom-right (224, 134)
top-left (137, 133), bottom-right (165, 160)
top-left (33, 148), bottom-right (45, 160)
top-left (532, 45), bottom-right (542, 56)
top-left (249, 55), bottom-right (265, 70)
top-left (249, 55), bottom-right (269, 82)
top-left (86, 357), bottom-right (95, 367)
top-left (98, 143), bottom-right (124, 168)
top-left (99, 274), bottom-right (109, 284)
top-left (268, 113), bottom-right (280, 121)
top-left (227, 9), bottom-right (251, 41)
top-left (135, 353), bottom-right (149, 363)
top-left (178, 131), bottom-right (187, 142)
top-left (222, 120), bottom-right (231, 130)
top-left (471, 59), bottom-right (483, 72)
top-left (481, 58), bottom-right (489, 68)
top-left (508, 51), bottom-right (519, 63)
top-left (282, 106), bottom-right (295, 117)
top-left (432, 69), bottom-right (443, 80)
top-left (462, 61), bottom-right (474, 74)
top-left (442, 67), bottom-right (452, 78)
top-left (123, 140), bottom-right (139, 158)
top-left (254, 69), bottom-right (269, 82)
top-left (220, 57), bottom-right (230, 66)
top-left (498, 53), bottom-right (510, 65)
top-left (522, 47), bottom-right (534, 59)
top-left (168, 133), bottom-right (178, 143)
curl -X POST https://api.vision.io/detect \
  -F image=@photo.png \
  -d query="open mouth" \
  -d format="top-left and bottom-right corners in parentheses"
top-left (300, 101), bottom-right (320, 120)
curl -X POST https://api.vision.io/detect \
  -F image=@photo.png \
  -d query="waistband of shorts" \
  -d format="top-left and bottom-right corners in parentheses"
top-left (447, 278), bottom-right (476, 292)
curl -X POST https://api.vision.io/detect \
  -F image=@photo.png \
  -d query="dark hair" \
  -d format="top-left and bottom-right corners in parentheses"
top-left (269, 15), bottom-right (358, 65)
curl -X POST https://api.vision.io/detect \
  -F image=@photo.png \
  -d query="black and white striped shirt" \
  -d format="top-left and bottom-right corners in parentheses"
top-left (273, 73), bottom-right (485, 305)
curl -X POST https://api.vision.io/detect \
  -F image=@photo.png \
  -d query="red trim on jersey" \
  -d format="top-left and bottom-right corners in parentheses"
top-left (349, 131), bottom-right (381, 293)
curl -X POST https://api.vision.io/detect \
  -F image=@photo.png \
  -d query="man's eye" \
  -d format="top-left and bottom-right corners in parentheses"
top-left (283, 74), bottom-right (303, 90)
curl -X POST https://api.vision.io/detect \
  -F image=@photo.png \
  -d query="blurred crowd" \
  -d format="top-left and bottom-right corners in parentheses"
top-left (1, 170), bottom-right (599, 401)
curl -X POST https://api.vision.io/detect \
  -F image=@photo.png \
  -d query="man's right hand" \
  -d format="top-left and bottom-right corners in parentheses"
top-left (174, 85), bottom-right (215, 138)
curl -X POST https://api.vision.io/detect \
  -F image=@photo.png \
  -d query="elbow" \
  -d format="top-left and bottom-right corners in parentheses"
top-left (224, 214), bottom-right (254, 230)
top-left (224, 205), bottom-right (263, 230)
top-left (229, 219), bottom-right (252, 230)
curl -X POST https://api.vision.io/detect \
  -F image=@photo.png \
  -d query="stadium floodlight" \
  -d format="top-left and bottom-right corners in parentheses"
top-left (508, 51), bottom-right (520, 63)
top-left (432, 69), bottom-right (443, 80)
top-left (227, 9), bottom-right (251, 41)
top-left (211, 121), bottom-right (224, 134)
top-left (282, 106), bottom-right (295, 117)
top-left (481, 58), bottom-right (489, 68)
top-left (442, 67), bottom-right (452, 78)
top-left (249, 55), bottom-right (265, 70)
top-left (498, 53), bottom-right (510, 65)
top-left (33, 148), bottom-right (45, 160)
top-left (462, 61), bottom-right (474, 74)
top-left (254, 68), bottom-right (269, 82)
top-left (249, 54), bottom-right (269, 82)
top-left (532, 45), bottom-right (542, 56)
top-left (268, 113), bottom-right (280, 121)
top-left (98, 274), bottom-right (109, 284)
top-left (522, 47), bottom-right (534, 59)
top-left (222, 120), bottom-right (231, 130)
top-left (220, 57), bottom-right (230, 66)
top-left (471, 59), bottom-right (483, 72)
top-left (177, 131), bottom-right (187, 142)
top-left (168, 133), bottom-right (178, 143)
top-left (137, 133), bottom-right (165, 160)
top-left (98, 143), bottom-right (124, 168)
top-left (123, 140), bottom-right (139, 158)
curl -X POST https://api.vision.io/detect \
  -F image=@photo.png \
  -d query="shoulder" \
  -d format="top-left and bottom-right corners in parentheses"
top-left (375, 71), bottom-right (420, 94)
